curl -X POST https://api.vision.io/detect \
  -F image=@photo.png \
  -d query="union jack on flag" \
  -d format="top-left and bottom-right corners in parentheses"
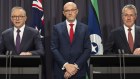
top-left (32, 0), bottom-right (44, 38)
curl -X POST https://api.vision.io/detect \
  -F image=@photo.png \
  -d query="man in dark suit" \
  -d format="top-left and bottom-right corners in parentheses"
top-left (51, 2), bottom-right (91, 79)
top-left (0, 6), bottom-right (44, 55)
top-left (104, 4), bottom-right (140, 55)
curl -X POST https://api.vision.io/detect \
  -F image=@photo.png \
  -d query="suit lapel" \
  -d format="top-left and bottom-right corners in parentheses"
top-left (119, 27), bottom-right (131, 52)
top-left (134, 26), bottom-right (140, 49)
top-left (72, 22), bottom-right (80, 45)
top-left (20, 26), bottom-right (28, 51)
top-left (10, 28), bottom-right (16, 51)
top-left (62, 22), bottom-right (71, 44)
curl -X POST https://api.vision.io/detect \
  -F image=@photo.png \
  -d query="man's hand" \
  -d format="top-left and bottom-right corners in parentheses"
top-left (64, 64), bottom-right (78, 76)
top-left (133, 48), bottom-right (140, 55)
top-left (20, 52), bottom-right (32, 55)
top-left (64, 71), bottom-right (71, 79)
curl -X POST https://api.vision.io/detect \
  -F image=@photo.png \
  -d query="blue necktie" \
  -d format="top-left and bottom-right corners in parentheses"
top-left (16, 29), bottom-right (21, 53)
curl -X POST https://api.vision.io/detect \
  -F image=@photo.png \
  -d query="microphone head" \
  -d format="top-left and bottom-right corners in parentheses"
top-left (6, 51), bottom-right (9, 55)
top-left (118, 49), bottom-right (121, 54)
top-left (9, 51), bottom-right (12, 55)
top-left (122, 50), bottom-right (125, 54)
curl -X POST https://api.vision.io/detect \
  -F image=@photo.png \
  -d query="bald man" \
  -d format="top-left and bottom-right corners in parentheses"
top-left (51, 2), bottom-right (91, 79)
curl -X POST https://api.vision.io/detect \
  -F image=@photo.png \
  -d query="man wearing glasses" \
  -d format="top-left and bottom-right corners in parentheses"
top-left (51, 2), bottom-right (91, 79)
top-left (0, 6), bottom-right (44, 56)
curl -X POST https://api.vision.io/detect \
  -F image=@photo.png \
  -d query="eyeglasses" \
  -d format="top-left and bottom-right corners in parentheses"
top-left (11, 16), bottom-right (25, 20)
top-left (122, 14), bottom-right (136, 17)
top-left (64, 9), bottom-right (77, 13)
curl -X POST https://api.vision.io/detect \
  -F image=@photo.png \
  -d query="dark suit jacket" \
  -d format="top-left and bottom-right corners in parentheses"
top-left (104, 26), bottom-right (140, 54)
top-left (51, 21), bottom-right (91, 78)
top-left (0, 25), bottom-right (44, 55)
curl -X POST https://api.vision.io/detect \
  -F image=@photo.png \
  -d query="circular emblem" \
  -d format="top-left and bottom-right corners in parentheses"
top-left (90, 34), bottom-right (103, 55)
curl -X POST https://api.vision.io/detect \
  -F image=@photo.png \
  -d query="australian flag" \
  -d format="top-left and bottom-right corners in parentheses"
top-left (88, 0), bottom-right (103, 55)
top-left (32, 0), bottom-right (44, 38)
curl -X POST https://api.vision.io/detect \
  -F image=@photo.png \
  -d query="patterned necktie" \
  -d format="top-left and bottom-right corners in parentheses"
top-left (16, 29), bottom-right (21, 53)
top-left (128, 28), bottom-right (134, 51)
top-left (69, 24), bottom-right (74, 44)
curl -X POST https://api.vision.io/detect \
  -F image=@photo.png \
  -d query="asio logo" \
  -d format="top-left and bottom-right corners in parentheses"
top-left (90, 34), bottom-right (103, 55)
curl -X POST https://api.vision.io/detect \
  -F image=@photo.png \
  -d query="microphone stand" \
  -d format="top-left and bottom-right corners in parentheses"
top-left (122, 50), bottom-right (126, 79)
top-left (5, 51), bottom-right (9, 79)
top-left (118, 49), bottom-right (122, 79)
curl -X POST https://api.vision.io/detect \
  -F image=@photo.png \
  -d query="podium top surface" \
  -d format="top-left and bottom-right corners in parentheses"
top-left (90, 54), bottom-right (140, 67)
top-left (0, 55), bottom-right (41, 67)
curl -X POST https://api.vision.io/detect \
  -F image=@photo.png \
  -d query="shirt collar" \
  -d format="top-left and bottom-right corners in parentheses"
top-left (123, 24), bottom-right (135, 30)
top-left (14, 24), bottom-right (25, 32)
top-left (66, 19), bottom-right (77, 25)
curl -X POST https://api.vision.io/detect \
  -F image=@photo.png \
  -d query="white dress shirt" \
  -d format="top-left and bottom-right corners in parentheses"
top-left (14, 24), bottom-right (25, 45)
top-left (66, 19), bottom-right (77, 35)
top-left (123, 24), bottom-right (135, 42)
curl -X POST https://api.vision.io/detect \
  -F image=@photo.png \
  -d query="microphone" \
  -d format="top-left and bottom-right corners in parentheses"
top-left (8, 51), bottom-right (12, 79)
top-left (118, 49), bottom-right (122, 79)
top-left (5, 51), bottom-right (9, 79)
top-left (122, 50), bottom-right (126, 79)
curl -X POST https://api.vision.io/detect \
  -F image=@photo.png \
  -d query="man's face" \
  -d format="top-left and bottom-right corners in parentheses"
top-left (11, 9), bottom-right (27, 28)
top-left (63, 4), bottom-right (78, 22)
top-left (122, 8), bottom-right (137, 28)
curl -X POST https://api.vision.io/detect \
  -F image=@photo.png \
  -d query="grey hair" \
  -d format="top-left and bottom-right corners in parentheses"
top-left (11, 6), bottom-right (26, 16)
top-left (122, 4), bottom-right (137, 16)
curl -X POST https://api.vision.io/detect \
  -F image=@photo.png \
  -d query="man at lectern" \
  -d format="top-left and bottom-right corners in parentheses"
top-left (0, 6), bottom-right (44, 55)
top-left (104, 4), bottom-right (140, 55)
